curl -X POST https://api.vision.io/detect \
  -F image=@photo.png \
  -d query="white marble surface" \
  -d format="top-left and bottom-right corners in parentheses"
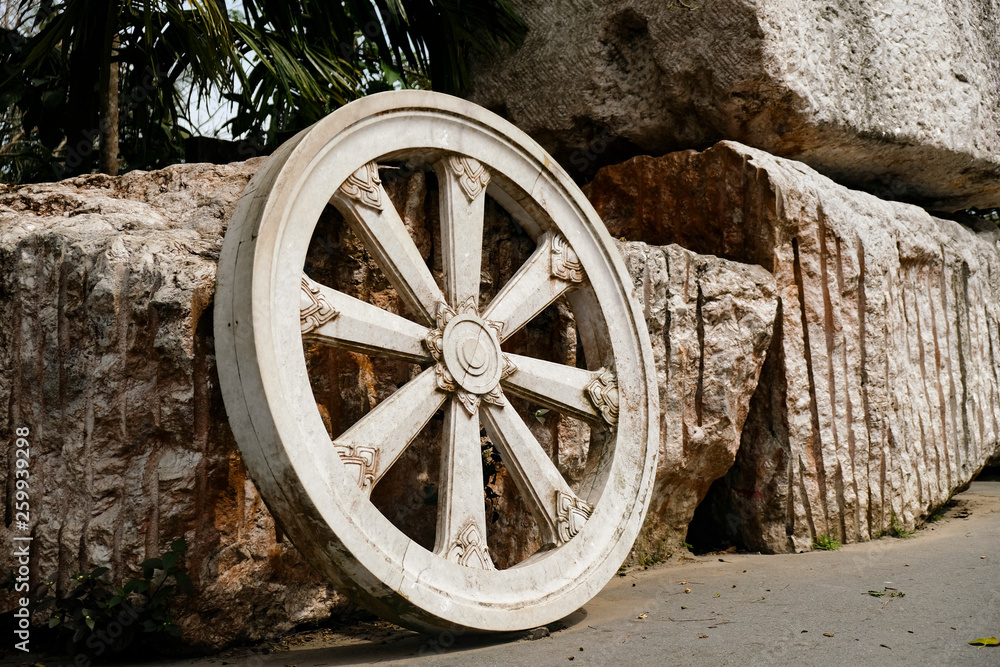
top-left (214, 91), bottom-right (660, 632)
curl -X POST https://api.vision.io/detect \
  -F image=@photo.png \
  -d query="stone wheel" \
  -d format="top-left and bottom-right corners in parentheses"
top-left (215, 90), bottom-right (658, 633)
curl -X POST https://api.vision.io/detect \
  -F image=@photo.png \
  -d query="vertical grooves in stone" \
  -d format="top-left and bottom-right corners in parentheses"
top-left (882, 318), bottom-right (892, 531)
top-left (834, 236), bottom-right (861, 538)
top-left (973, 295), bottom-right (988, 460)
top-left (68, 247), bottom-right (89, 573)
top-left (695, 284), bottom-right (705, 427)
top-left (123, 260), bottom-right (156, 559)
top-left (192, 284), bottom-right (211, 575)
top-left (84, 393), bottom-right (97, 570)
top-left (57, 245), bottom-right (69, 418)
top-left (766, 299), bottom-right (795, 543)
top-left (968, 282), bottom-right (988, 460)
top-left (816, 216), bottom-right (846, 539)
top-left (927, 269), bottom-right (949, 490)
top-left (957, 262), bottom-right (972, 462)
top-left (796, 455), bottom-right (817, 541)
top-left (115, 262), bottom-right (129, 443)
top-left (900, 266), bottom-right (924, 502)
top-left (662, 249), bottom-right (671, 391)
top-left (856, 241), bottom-right (876, 538)
top-left (910, 267), bottom-right (934, 502)
top-left (792, 237), bottom-right (829, 532)
top-left (939, 253), bottom-right (961, 485)
top-left (879, 442), bottom-right (887, 533)
top-left (55, 524), bottom-right (66, 595)
top-left (985, 304), bottom-right (1000, 447)
top-left (3, 247), bottom-right (22, 529)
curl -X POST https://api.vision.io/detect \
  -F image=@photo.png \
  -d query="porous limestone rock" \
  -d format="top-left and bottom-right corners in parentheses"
top-left (617, 242), bottom-right (776, 562)
top-left (470, 0), bottom-right (1000, 210)
top-left (0, 161), bottom-right (343, 651)
top-left (0, 157), bottom-right (778, 645)
top-left (588, 141), bottom-right (1000, 553)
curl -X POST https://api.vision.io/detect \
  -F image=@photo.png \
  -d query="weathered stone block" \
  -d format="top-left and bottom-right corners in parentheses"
top-left (0, 157), bottom-right (779, 645)
top-left (470, 0), bottom-right (1000, 210)
top-left (617, 242), bottom-right (776, 562)
top-left (588, 141), bottom-right (1000, 552)
top-left (0, 162), bottom-right (342, 650)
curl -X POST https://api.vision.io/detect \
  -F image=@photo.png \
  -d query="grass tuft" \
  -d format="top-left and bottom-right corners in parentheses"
top-left (813, 534), bottom-right (842, 551)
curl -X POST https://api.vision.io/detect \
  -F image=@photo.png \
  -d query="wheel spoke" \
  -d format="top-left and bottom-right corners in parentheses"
top-left (331, 162), bottom-right (445, 326)
top-left (481, 401), bottom-right (593, 548)
top-left (301, 275), bottom-right (431, 363)
top-left (434, 397), bottom-right (494, 569)
top-left (481, 232), bottom-right (585, 342)
top-left (435, 156), bottom-right (488, 308)
top-left (500, 353), bottom-right (616, 426)
top-left (333, 367), bottom-right (447, 495)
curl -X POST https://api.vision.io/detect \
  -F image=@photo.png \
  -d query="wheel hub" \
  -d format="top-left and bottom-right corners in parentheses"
top-left (443, 313), bottom-right (502, 394)
top-left (423, 299), bottom-right (515, 414)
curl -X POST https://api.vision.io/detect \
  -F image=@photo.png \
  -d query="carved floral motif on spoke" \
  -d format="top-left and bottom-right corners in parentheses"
top-left (448, 522), bottom-right (495, 570)
top-left (550, 233), bottom-right (585, 283)
top-left (300, 276), bottom-right (339, 335)
top-left (447, 156), bottom-right (491, 201)
top-left (334, 444), bottom-right (379, 495)
top-left (586, 367), bottom-right (620, 426)
top-left (555, 491), bottom-right (594, 545)
top-left (338, 162), bottom-right (384, 210)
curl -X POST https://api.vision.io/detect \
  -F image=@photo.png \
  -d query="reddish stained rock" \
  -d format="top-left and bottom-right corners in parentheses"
top-left (0, 156), bottom-right (780, 646)
top-left (617, 241), bottom-right (776, 562)
top-left (588, 141), bottom-right (1000, 552)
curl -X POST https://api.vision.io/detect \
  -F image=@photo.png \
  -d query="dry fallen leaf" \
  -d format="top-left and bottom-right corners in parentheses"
top-left (684, 588), bottom-right (692, 594)
top-left (638, 613), bottom-right (648, 619)
top-left (969, 637), bottom-right (999, 647)
top-left (823, 633), bottom-right (834, 637)
top-left (698, 634), bottom-right (709, 639)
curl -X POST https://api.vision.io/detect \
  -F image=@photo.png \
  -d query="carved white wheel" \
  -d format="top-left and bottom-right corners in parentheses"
top-left (215, 91), bottom-right (658, 632)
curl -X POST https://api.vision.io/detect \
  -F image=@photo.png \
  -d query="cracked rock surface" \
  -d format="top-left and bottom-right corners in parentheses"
top-left (469, 0), bottom-right (1000, 210)
top-left (588, 141), bottom-right (1000, 553)
top-left (0, 158), bottom-right (778, 646)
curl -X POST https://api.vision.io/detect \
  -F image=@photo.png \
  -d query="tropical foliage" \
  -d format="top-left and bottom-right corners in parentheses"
top-left (0, 0), bottom-right (525, 182)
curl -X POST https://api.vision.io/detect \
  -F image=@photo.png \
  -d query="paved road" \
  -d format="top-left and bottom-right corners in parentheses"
top-left (11, 481), bottom-right (1000, 666)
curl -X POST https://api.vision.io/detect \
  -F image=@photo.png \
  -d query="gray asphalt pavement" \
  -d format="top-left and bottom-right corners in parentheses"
top-left (10, 480), bottom-right (1000, 667)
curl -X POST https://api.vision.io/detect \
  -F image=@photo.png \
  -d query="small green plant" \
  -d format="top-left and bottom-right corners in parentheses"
top-left (640, 554), bottom-right (663, 568)
top-left (16, 539), bottom-right (193, 657)
top-left (927, 499), bottom-right (955, 523)
top-left (681, 541), bottom-right (693, 550)
top-left (890, 511), bottom-right (915, 538)
top-left (813, 534), bottom-right (842, 550)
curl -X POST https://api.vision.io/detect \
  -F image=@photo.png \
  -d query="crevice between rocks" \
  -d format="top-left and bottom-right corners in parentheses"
top-left (685, 299), bottom-right (793, 554)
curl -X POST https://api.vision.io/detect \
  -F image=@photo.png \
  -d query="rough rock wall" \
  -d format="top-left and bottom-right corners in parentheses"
top-left (588, 141), bottom-right (1000, 553)
top-left (0, 162), bottom-right (343, 651)
top-left (0, 159), bottom-right (775, 646)
top-left (470, 0), bottom-right (1000, 210)
top-left (618, 242), bottom-right (775, 562)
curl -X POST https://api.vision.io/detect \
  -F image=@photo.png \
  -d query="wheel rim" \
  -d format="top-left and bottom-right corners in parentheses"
top-left (215, 90), bottom-right (658, 632)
